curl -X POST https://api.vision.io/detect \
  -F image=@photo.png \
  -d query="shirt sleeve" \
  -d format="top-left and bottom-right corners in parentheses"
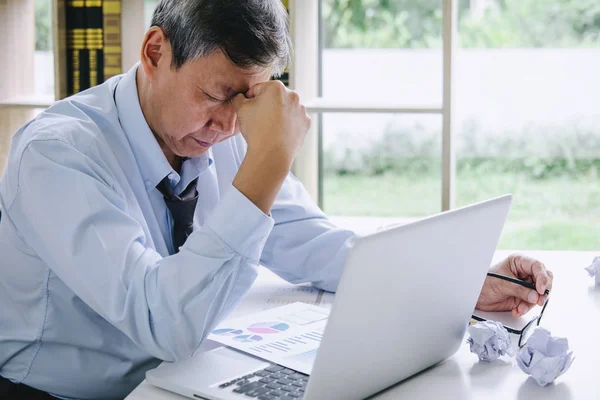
top-left (259, 173), bottom-right (357, 293)
top-left (7, 139), bottom-right (274, 362)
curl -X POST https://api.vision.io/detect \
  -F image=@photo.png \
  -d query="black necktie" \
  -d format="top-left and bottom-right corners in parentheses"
top-left (156, 176), bottom-right (199, 253)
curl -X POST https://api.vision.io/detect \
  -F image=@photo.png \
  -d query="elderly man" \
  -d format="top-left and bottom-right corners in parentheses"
top-left (0, 0), bottom-right (552, 399)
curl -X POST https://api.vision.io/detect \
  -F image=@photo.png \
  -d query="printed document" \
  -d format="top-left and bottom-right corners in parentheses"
top-left (208, 303), bottom-right (329, 374)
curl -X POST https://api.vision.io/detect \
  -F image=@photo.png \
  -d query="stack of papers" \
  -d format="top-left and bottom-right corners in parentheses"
top-left (226, 267), bottom-right (335, 320)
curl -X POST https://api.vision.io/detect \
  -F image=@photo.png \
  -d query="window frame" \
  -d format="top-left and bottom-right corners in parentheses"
top-left (290, 0), bottom-right (458, 212)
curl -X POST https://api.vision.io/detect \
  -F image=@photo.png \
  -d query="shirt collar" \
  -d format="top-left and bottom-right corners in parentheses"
top-left (114, 63), bottom-right (212, 193)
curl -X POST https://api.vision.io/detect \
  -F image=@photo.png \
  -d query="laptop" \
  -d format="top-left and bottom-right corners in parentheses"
top-left (146, 195), bottom-right (512, 400)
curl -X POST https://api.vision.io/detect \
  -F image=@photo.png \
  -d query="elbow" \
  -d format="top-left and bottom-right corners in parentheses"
top-left (140, 312), bottom-right (216, 362)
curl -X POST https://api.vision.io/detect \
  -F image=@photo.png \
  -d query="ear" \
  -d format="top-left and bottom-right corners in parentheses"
top-left (140, 27), bottom-right (171, 80)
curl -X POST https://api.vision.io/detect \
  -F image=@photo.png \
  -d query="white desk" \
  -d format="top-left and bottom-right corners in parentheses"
top-left (126, 250), bottom-right (600, 400)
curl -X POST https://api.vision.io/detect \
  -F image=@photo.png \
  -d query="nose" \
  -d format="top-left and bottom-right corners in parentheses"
top-left (208, 102), bottom-right (237, 138)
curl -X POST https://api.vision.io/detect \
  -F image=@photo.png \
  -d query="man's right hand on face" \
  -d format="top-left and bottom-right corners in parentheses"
top-left (233, 80), bottom-right (311, 168)
top-left (231, 81), bottom-right (312, 215)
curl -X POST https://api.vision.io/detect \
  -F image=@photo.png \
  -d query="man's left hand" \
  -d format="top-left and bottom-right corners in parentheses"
top-left (476, 254), bottom-right (553, 317)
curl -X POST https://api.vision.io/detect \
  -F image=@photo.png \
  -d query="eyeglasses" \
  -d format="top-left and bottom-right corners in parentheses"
top-left (471, 272), bottom-right (551, 348)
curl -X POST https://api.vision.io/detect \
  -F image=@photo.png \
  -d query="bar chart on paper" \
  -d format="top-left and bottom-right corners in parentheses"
top-left (246, 327), bottom-right (324, 356)
top-left (208, 303), bottom-right (329, 374)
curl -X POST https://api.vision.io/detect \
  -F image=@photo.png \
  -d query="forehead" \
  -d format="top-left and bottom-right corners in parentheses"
top-left (179, 50), bottom-right (273, 94)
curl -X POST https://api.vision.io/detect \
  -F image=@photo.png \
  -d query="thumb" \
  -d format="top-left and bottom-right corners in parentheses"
top-left (507, 281), bottom-right (540, 305)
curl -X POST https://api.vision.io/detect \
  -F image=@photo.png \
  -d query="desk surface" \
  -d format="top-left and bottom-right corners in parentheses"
top-left (126, 250), bottom-right (600, 400)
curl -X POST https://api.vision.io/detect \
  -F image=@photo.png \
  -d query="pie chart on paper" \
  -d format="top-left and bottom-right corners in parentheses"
top-left (247, 322), bottom-right (290, 335)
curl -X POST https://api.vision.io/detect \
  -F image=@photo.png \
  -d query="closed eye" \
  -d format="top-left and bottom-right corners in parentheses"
top-left (204, 91), bottom-right (225, 102)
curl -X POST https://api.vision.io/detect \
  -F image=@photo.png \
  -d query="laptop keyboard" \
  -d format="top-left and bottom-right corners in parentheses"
top-left (217, 364), bottom-right (308, 399)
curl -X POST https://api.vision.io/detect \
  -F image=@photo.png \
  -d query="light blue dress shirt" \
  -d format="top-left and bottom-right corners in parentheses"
top-left (0, 65), bottom-right (355, 399)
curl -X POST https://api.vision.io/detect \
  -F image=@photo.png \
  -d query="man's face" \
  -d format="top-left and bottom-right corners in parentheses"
top-left (144, 40), bottom-right (273, 158)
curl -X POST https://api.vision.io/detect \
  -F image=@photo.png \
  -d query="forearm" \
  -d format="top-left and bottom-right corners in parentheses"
top-left (232, 80), bottom-right (310, 215)
top-left (140, 186), bottom-right (275, 360)
top-left (233, 147), bottom-right (292, 215)
top-left (139, 234), bottom-right (261, 361)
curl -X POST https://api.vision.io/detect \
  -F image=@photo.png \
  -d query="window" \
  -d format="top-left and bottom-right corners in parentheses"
top-left (455, 1), bottom-right (600, 250)
top-left (308, 0), bottom-right (600, 249)
top-left (322, 113), bottom-right (442, 218)
top-left (35, 0), bottom-right (55, 98)
top-left (318, 0), bottom-right (447, 230)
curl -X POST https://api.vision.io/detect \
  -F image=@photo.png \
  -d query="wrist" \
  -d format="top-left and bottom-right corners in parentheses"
top-left (246, 143), bottom-right (295, 171)
top-left (233, 147), bottom-right (292, 214)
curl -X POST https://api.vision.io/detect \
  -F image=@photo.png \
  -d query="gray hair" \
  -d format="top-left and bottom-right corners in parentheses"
top-left (150, 0), bottom-right (292, 76)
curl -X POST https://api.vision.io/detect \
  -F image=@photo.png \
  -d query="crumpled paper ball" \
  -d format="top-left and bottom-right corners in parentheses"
top-left (585, 256), bottom-right (600, 286)
top-left (516, 327), bottom-right (574, 386)
top-left (467, 320), bottom-right (515, 362)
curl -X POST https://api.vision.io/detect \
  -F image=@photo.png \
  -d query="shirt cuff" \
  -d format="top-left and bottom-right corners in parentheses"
top-left (203, 185), bottom-right (274, 261)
